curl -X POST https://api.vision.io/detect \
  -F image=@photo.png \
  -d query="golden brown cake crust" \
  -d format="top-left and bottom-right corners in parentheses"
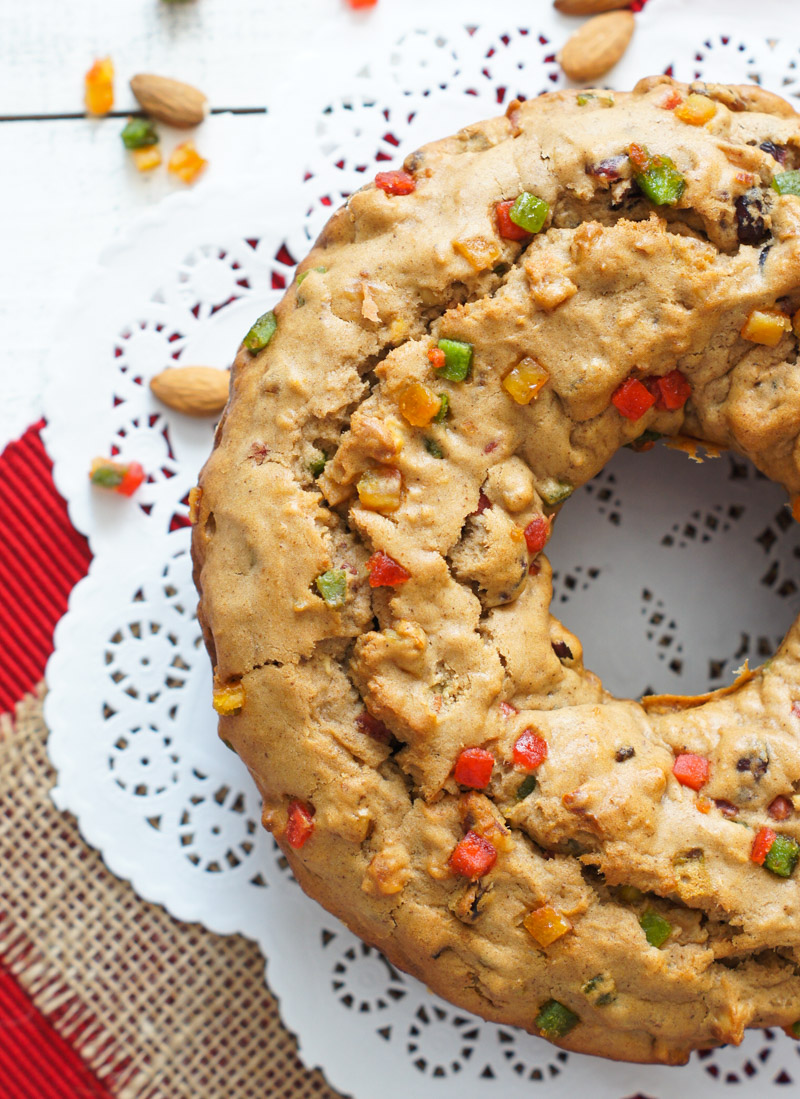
top-left (193, 78), bottom-right (800, 1063)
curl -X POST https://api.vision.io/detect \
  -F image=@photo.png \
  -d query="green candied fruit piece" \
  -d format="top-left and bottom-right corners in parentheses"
top-left (424, 437), bottom-right (444, 459)
top-left (772, 170), bottom-right (800, 197)
top-left (539, 478), bottom-right (573, 507)
top-left (535, 999), bottom-right (580, 1040)
top-left (121, 117), bottom-right (159, 149)
top-left (632, 154), bottom-right (686, 207)
top-left (90, 464), bottom-right (124, 488)
top-left (624, 429), bottom-right (662, 452)
top-left (790, 1020), bottom-right (800, 1038)
top-left (433, 392), bottom-right (450, 423)
top-left (515, 774), bottom-right (537, 800)
top-left (309, 451), bottom-right (327, 477)
top-left (764, 834), bottom-right (800, 878)
top-left (581, 973), bottom-right (617, 1005)
top-left (436, 339), bottom-right (473, 382)
top-left (639, 909), bottom-right (672, 948)
top-left (509, 191), bottom-right (550, 234)
top-left (296, 265), bottom-right (328, 285)
top-left (617, 884), bottom-right (644, 904)
top-left (315, 569), bottom-right (347, 608)
top-left (577, 92), bottom-right (614, 108)
top-left (244, 310), bottom-right (277, 352)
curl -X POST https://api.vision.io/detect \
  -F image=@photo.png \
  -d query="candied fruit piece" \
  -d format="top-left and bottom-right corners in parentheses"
top-left (357, 467), bottom-right (402, 512)
top-left (168, 141), bottom-right (208, 185)
top-left (741, 308), bottom-right (791, 346)
top-left (397, 382), bottom-right (442, 427)
top-left (524, 905), bottom-right (573, 948)
top-left (502, 357), bottom-right (549, 405)
top-left (85, 57), bottom-right (114, 116)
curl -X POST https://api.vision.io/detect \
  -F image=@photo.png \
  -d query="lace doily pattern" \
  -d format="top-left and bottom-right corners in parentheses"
top-left (44, 4), bottom-right (800, 1095)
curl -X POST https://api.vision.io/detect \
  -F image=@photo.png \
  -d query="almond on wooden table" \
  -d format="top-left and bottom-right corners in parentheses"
top-left (150, 366), bottom-right (229, 416)
top-left (130, 74), bottom-right (209, 128)
top-left (558, 10), bottom-right (635, 82)
top-left (554, 0), bottom-right (631, 14)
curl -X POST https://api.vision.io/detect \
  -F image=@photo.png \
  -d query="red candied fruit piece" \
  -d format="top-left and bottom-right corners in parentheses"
top-left (473, 492), bottom-right (492, 516)
top-left (513, 728), bottom-right (548, 770)
top-left (792, 701), bottom-right (800, 719)
top-left (523, 515), bottom-right (551, 555)
top-left (454, 747), bottom-right (495, 789)
top-left (366, 550), bottom-right (411, 588)
top-left (285, 800), bottom-right (315, 849)
top-left (495, 199), bottom-right (531, 242)
top-left (117, 461), bottom-right (145, 497)
top-left (660, 90), bottom-right (683, 110)
top-left (375, 170), bottom-right (415, 196)
top-left (672, 753), bottom-right (711, 791)
top-left (499, 700), bottom-right (518, 718)
top-left (448, 831), bottom-right (497, 878)
top-left (355, 710), bottom-right (393, 743)
top-left (768, 795), bottom-right (793, 821)
top-left (611, 376), bottom-right (657, 421)
top-left (751, 825), bottom-right (777, 866)
top-left (653, 369), bottom-right (691, 411)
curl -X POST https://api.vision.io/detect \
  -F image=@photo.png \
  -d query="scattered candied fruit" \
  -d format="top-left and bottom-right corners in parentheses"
top-left (397, 382), bottom-right (442, 427)
top-left (357, 467), bottom-right (403, 512)
top-left (751, 826), bottom-right (777, 866)
top-left (132, 145), bottom-right (162, 172)
top-left (508, 191), bottom-right (550, 235)
top-left (121, 117), bottom-right (159, 150)
top-left (366, 551), bottom-right (411, 588)
top-left (502, 357), bottom-right (549, 406)
top-left (453, 236), bottom-right (501, 271)
top-left (454, 748), bottom-right (495, 789)
top-left (90, 458), bottom-right (145, 497)
top-left (188, 485), bottom-right (202, 524)
top-left (772, 170), bottom-right (800, 197)
top-left (653, 369), bottom-right (691, 411)
top-left (524, 905), bottom-right (573, 948)
top-left (740, 308), bottom-right (792, 347)
top-left (536, 1000), bottom-right (579, 1040)
top-left (85, 57), bottom-right (114, 116)
top-left (627, 143), bottom-right (686, 206)
top-left (315, 569), bottom-right (347, 607)
top-left (611, 376), bottom-right (656, 421)
top-left (639, 909), bottom-right (672, 948)
top-left (523, 516), bottom-right (551, 555)
top-left (435, 338), bottom-right (473, 382)
top-left (448, 831), bottom-right (497, 878)
top-left (375, 170), bottom-right (415, 196)
top-left (168, 141), bottom-right (208, 185)
top-left (675, 93), bottom-right (716, 126)
top-left (495, 199), bottom-right (531, 241)
top-left (672, 753), bottom-right (710, 791)
top-left (244, 310), bottom-right (277, 352)
top-left (213, 680), bottom-right (245, 715)
top-left (513, 729), bottom-right (548, 771)
top-left (764, 833), bottom-right (800, 878)
top-left (285, 800), bottom-right (315, 849)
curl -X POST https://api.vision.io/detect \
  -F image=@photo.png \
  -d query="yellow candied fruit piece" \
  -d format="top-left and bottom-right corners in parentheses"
top-left (741, 308), bottom-right (792, 347)
top-left (188, 485), bottom-right (202, 524)
top-left (675, 93), bottom-right (716, 126)
top-left (502, 357), bottom-right (550, 405)
top-left (356, 467), bottom-right (402, 513)
top-left (523, 905), bottom-right (573, 948)
top-left (213, 680), bottom-right (245, 715)
top-left (453, 236), bottom-right (501, 271)
top-left (132, 145), bottom-right (162, 172)
top-left (84, 56), bottom-right (114, 116)
top-left (397, 382), bottom-right (442, 427)
top-left (168, 141), bottom-right (208, 185)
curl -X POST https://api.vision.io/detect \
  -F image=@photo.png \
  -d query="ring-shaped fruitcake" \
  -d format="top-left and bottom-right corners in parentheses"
top-left (193, 77), bottom-right (800, 1063)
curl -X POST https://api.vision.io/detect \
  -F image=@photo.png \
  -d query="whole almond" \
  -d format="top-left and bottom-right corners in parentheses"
top-left (150, 366), bottom-right (229, 416)
top-left (130, 74), bottom-right (208, 128)
top-left (558, 11), bottom-right (635, 82)
top-left (554, 0), bottom-right (631, 14)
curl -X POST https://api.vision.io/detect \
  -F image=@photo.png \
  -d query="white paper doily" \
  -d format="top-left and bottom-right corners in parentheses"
top-left (44, 5), bottom-right (800, 1096)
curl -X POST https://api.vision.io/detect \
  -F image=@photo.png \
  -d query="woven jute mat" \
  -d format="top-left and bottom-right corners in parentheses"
top-left (0, 687), bottom-right (345, 1099)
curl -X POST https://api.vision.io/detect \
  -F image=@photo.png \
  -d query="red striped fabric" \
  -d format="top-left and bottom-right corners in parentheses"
top-left (0, 962), bottom-right (111, 1099)
top-left (0, 421), bottom-right (92, 713)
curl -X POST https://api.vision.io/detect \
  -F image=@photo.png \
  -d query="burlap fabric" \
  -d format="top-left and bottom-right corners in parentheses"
top-left (0, 687), bottom-right (344, 1099)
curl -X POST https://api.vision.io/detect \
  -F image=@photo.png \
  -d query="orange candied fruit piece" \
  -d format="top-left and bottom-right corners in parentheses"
top-left (168, 141), bottom-right (208, 185)
top-left (793, 497), bottom-right (800, 523)
top-left (675, 93), bottom-right (716, 126)
top-left (84, 56), bottom-right (114, 116)
top-left (660, 89), bottom-right (683, 111)
top-left (672, 752), bottom-right (710, 791)
top-left (453, 236), bottom-right (501, 271)
top-left (348, 0), bottom-right (378, 6)
top-left (285, 800), bottom-right (315, 849)
top-left (213, 679), bottom-right (245, 715)
top-left (502, 358), bottom-right (550, 406)
top-left (751, 825), bottom-right (777, 866)
top-left (375, 170), bottom-right (415, 196)
top-left (397, 382), bottom-right (442, 427)
top-left (188, 485), bottom-right (202, 524)
top-left (132, 145), bottom-right (162, 173)
top-left (524, 905), bottom-right (573, 948)
top-left (356, 467), bottom-right (403, 513)
top-left (741, 308), bottom-right (792, 347)
top-left (427, 347), bottom-right (446, 370)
